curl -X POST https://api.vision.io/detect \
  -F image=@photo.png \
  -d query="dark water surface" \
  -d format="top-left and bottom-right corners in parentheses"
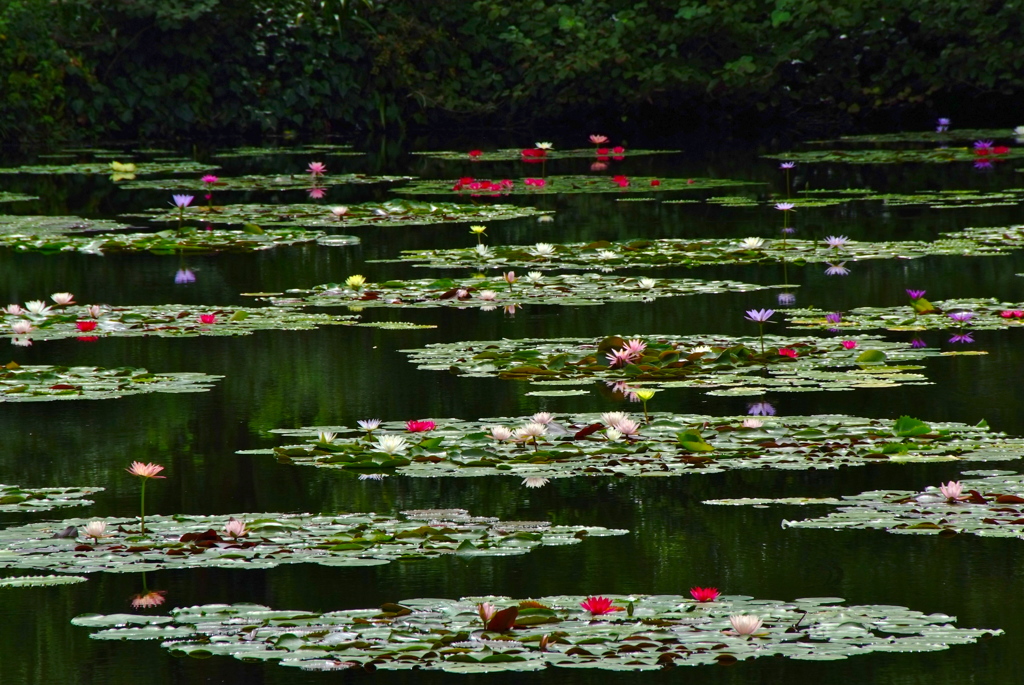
top-left (1, 138), bottom-right (1023, 683)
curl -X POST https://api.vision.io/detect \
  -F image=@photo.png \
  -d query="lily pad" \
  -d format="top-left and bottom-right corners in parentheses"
top-left (0, 161), bottom-right (218, 176)
top-left (764, 147), bottom-right (1024, 164)
top-left (242, 412), bottom-right (1024, 479)
top-left (0, 363), bottom-right (222, 401)
top-left (0, 193), bottom-right (37, 203)
top-left (119, 173), bottom-right (414, 192)
top-left (394, 175), bottom-right (761, 196)
top-left (0, 510), bottom-right (625, 575)
top-left (0, 215), bottom-right (134, 236)
top-left (0, 575), bottom-right (89, 588)
top-left (747, 471), bottom-right (1024, 539)
top-left (786, 299), bottom-right (1024, 332)
top-left (134, 200), bottom-right (552, 229)
top-left (830, 128), bottom-right (1019, 144)
top-left (399, 333), bottom-right (942, 394)
top-left (71, 595), bottom-right (1000, 672)
top-left (212, 145), bottom-right (362, 158)
top-left (253, 274), bottom-right (779, 311)
top-left (412, 148), bottom-right (680, 161)
top-left (0, 484), bottom-right (103, 512)
top-left (1, 303), bottom-right (360, 344)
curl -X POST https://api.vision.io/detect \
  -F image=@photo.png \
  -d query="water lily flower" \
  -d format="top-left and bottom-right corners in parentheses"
top-left (637, 277), bottom-right (657, 289)
top-left (605, 428), bottom-right (624, 442)
top-left (691, 345), bottom-right (712, 354)
top-left (690, 587), bottom-right (720, 602)
top-left (729, 614), bottom-right (763, 635)
top-left (85, 305), bottom-right (103, 318)
top-left (11, 321), bottom-right (32, 334)
top-left (126, 461), bottom-right (166, 535)
top-left (781, 226), bottom-right (796, 235)
top-left (199, 314), bottom-right (216, 324)
top-left (522, 477), bottom-right (550, 488)
top-left (531, 243), bottom-right (556, 257)
top-left (524, 272), bottom-right (544, 283)
top-left (307, 161), bottom-right (327, 176)
top-left (824, 262), bottom-right (850, 276)
top-left (906, 289), bottom-right (926, 300)
top-left (580, 596), bottom-right (621, 616)
top-left (201, 175), bottom-right (218, 185)
top-left (489, 426), bottom-right (514, 441)
top-left (622, 338), bottom-right (647, 359)
top-left (523, 178), bottom-right (546, 187)
top-left (999, 310), bottom-right (1024, 318)
top-left (24, 300), bottom-right (52, 316)
top-left (841, 340), bottom-right (858, 349)
top-left (406, 420), bottom-right (436, 432)
top-left (469, 225), bottom-right (487, 242)
top-left (83, 521), bottom-right (109, 542)
top-left (937, 117), bottom-right (950, 131)
top-left (331, 206), bottom-right (349, 217)
top-left (478, 602), bottom-right (497, 623)
top-left (774, 202), bottom-right (795, 211)
top-left (468, 150), bottom-right (483, 158)
top-left (318, 431), bottom-right (337, 443)
top-left (973, 140), bottom-right (994, 150)
top-left (174, 269), bottom-right (196, 284)
top-left (779, 162), bottom-right (796, 169)
top-left (738, 237), bottom-right (765, 250)
top-left (823, 235), bottom-right (849, 249)
top-left (515, 422), bottom-right (547, 440)
top-left (531, 412), bottom-right (554, 424)
top-left (345, 274), bottom-right (366, 290)
top-left (948, 311), bottom-right (974, 324)
top-left (535, 142), bottom-right (553, 150)
top-left (650, 179), bottom-right (661, 186)
top-left (940, 481), bottom-right (963, 501)
top-left (597, 249), bottom-right (618, 259)
top-left (742, 418), bottom-right (763, 428)
top-left (51, 292), bottom-right (75, 306)
top-left (375, 435), bottom-right (409, 455)
top-left (358, 419), bottom-right (381, 432)
top-left (601, 411), bottom-right (629, 427)
top-left (745, 309), bottom-right (775, 323)
top-left (4, 304), bottom-right (22, 315)
top-left (131, 591), bottom-right (167, 609)
top-left (606, 348), bottom-right (634, 368)
top-left (478, 290), bottom-right (497, 301)
top-left (76, 321), bottom-right (97, 332)
top-left (778, 348), bottom-right (798, 359)
top-left (777, 293), bottom-right (796, 306)
top-left (748, 401), bottom-right (776, 416)
top-left (224, 517), bottom-right (248, 539)
top-left (172, 194), bottom-right (193, 208)
top-left (589, 135), bottom-right (609, 145)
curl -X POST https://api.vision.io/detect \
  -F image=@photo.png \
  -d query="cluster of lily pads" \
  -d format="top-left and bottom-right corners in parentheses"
top-left (710, 470), bottom-right (1024, 541)
top-left (237, 413), bottom-right (1024, 480)
top-left (398, 333), bottom-right (947, 395)
top-left (119, 173), bottom-right (415, 192)
top-left (70, 594), bottom-right (999, 673)
top-left (0, 484), bottom-right (103, 513)
top-left (250, 273), bottom-right (777, 310)
top-left (0, 509), bottom-right (625, 575)
top-left (0, 363), bottom-right (221, 402)
top-left (412, 147), bottom-right (678, 161)
top-left (395, 175), bottom-right (760, 196)
top-left (786, 296), bottom-right (1024, 333)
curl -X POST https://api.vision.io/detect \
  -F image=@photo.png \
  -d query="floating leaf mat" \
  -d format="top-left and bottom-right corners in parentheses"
top-left (2, 304), bottom-right (360, 343)
top-left (0, 192), bottom-right (36, 203)
top-left (0, 215), bottom-right (134, 236)
top-left (714, 470), bottom-right (1024, 540)
top-left (119, 173), bottom-right (414, 192)
top-left (240, 413), bottom-right (1024, 479)
top-left (412, 148), bottom-right (680, 161)
top-left (399, 333), bottom-right (945, 394)
top-left (71, 595), bottom-right (999, 672)
top-left (786, 298), bottom-right (1024, 332)
top-left (212, 145), bottom-right (361, 158)
top-left (711, 188), bottom-right (1024, 210)
top-left (0, 510), bottom-right (625, 574)
top-left (394, 175), bottom-right (760, 196)
top-left (0, 485), bottom-right (102, 513)
top-left (0, 575), bottom-right (88, 588)
top-left (382, 226), bottom-right (1024, 271)
top-left (0, 161), bottom-right (218, 175)
top-left (135, 200), bottom-right (551, 229)
top-left (0, 364), bottom-right (222, 401)
top-left (251, 274), bottom-right (778, 310)
top-left (828, 128), bottom-right (1018, 144)
top-left (763, 148), bottom-right (1024, 165)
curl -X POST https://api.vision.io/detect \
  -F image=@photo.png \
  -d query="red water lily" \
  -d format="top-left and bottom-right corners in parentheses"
top-left (468, 150), bottom-right (483, 157)
top-left (689, 586), bottom-right (720, 602)
top-left (580, 596), bottom-right (624, 616)
top-left (406, 420), bottom-right (436, 432)
top-left (199, 314), bottom-right (216, 324)
top-left (779, 348), bottom-right (798, 358)
top-left (612, 146), bottom-right (625, 154)
top-left (76, 321), bottom-right (97, 332)
top-left (521, 148), bottom-right (547, 158)
top-left (524, 178), bottom-right (546, 187)
top-left (650, 179), bottom-right (661, 186)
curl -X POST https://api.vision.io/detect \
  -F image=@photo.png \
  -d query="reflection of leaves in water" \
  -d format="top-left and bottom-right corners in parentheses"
top-left (135, 200), bottom-right (552, 229)
top-left (254, 274), bottom-right (777, 310)
top-left (0, 365), bottom-right (222, 402)
top-left (240, 412), bottom-right (1024, 479)
top-left (394, 175), bottom-right (761, 196)
top-left (0, 510), bottom-right (625, 574)
top-left (720, 470), bottom-right (1024, 540)
top-left (0, 484), bottom-right (103, 513)
top-left (71, 595), bottom-right (1000, 673)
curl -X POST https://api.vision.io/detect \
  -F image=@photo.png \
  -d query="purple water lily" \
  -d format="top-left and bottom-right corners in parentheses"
top-left (948, 311), bottom-right (974, 324)
top-left (826, 312), bottom-right (842, 324)
top-left (910, 337), bottom-right (928, 348)
top-left (779, 162), bottom-right (795, 170)
top-left (174, 269), bottom-right (196, 284)
top-left (906, 289), bottom-right (926, 300)
top-left (973, 139), bottom-right (994, 149)
top-left (748, 402), bottom-right (776, 416)
top-left (745, 309), bottom-right (775, 323)
top-left (823, 235), bottom-right (849, 249)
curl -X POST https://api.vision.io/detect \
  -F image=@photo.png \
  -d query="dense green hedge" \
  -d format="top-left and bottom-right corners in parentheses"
top-left (2, 0), bottom-right (1023, 141)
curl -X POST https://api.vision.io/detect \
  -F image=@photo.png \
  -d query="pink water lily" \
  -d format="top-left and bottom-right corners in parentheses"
top-left (307, 161), bottom-right (327, 176)
top-left (690, 586), bottom-right (720, 602)
top-left (406, 420), bottom-right (436, 432)
top-left (580, 596), bottom-right (622, 616)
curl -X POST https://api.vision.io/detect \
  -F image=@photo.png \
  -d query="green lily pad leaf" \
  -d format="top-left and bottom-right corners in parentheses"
top-left (394, 175), bottom-right (761, 196)
top-left (0, 161), bottom-right (218, 175)
top-left (855, 350), bottom-right (887, 363)
top-left (0, 365), bottom-right (221, 402)
top-left (0, 510), bottom-right (626, 574)
top-left (132, 200), bottom-right (552, 230)
top-left (764, 147), bottom-right (1024, 165)
top-left (0, 192), bottom-right (37, 203)
top-left (827, 128), bottom-right (1017, 144)
top-left (119, 173), bottom-right (413, 192)
top-left (0, 484), bottom-right (102, 512)
top-left (212, 144), bottom-right (362, 158)
top-left (785, 298), bottom-right (1024, 332)
top-left (893, 416), bottom-right (932, 437)
top-left (246, 411), bottom-right (1024, 479)
top-left (412, 148), bottom-right (680, 161)
top-left (0, 575), bottom-right (88, 587)
top-left (72, 594), bottom-right (1001, 673)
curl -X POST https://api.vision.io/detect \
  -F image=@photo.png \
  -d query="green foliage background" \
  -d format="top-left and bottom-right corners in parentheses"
top-left (2, 0), bottom-right (1023, 140)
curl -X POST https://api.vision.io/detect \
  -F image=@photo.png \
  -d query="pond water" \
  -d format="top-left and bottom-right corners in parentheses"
top-left (1, 133), bottom-right (1023, 683)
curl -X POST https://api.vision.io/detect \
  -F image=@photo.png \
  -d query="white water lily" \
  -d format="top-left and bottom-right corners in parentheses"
top-left (729, 614), bottom-right (763, 635)
top-left (358, 419), bottom-right (381, 431)
top-left (11, 321), bottom-right (32, 334)
top-left (515, 422), bottom-right (548, 440)
top-left (86, 305), bottom-right (104, 318)
top-left (531, 412), bottom-right (554, 424)
top-left (374, 435), bottom-right (409, 455)
top-left (331, 206), bottom-right (349, 217)
top-left (523, 271), bottom-right (545, 283)
top-left (478, 290), bottom-right (497, 301)
top-left (489, 426), bottom-right (514, 441)
top-left (4, 304), bottom-right (22, 315)
top-left (597, 249), bottom-right (618, 260)
top-left (738, 237), bottom-right (765, 250)
top-left (691, 345), bottom-right (712, 354)
top-left (600, 411), bottom-right (630, 428)
top-left (742, 418), bottom-right (764, 428)
top-left (50, 292), bottom-right (75, 306)
top-left (637, 278), bottom-right (657, 289)
top-left (522, 477), bottom-right (550, 488)
top-left (318, 431), bottom-right (337, 443)
top-left (24, 300), bottom-right (52, 316)
top-left (83, 521), bottom-right (109, 540)
top-left (605, 428), bottom-right (624, 442)
top-left (531, 243), bottom-right (556, 257)
top-left (474, 244), bottom-right (493, 258)
top-left (534, 142), bottom-right (553, 150)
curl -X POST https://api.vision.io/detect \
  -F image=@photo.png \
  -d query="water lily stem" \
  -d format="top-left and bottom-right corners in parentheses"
top-left (139, 479), bottom-right (147, 534)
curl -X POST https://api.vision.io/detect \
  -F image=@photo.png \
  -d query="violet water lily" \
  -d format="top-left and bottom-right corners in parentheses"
top-left (744, 308), bottom-right (775, 353)
top-left (823, 235), bottom-right (849, 249)
top-left (906, 289), bottom-right (926, 300)
top-left (172, 194), bottom-right (193, 231)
